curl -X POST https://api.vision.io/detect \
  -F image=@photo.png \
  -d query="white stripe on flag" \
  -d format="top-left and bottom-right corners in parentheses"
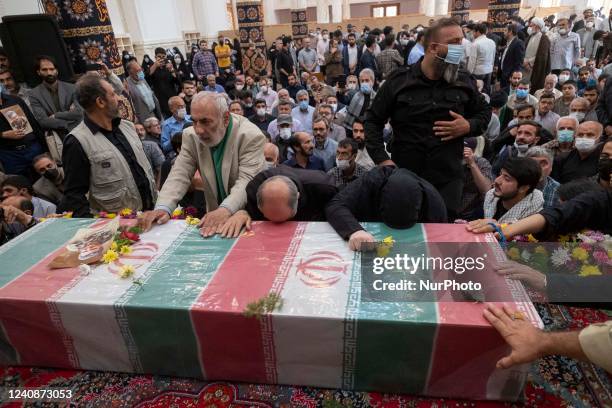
top-left (53, 221), bottom-right (187, 371)
top-left (272, 222), bottom-right (354, 388)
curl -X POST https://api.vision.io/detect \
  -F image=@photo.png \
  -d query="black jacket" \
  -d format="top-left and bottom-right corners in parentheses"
top-left (500, 37), bottom-right (525, 83)
top-left (325, 166), bottom-right (447, 240)
top-left (538, 189), bottom-right (612, 238)
top-left (245, 166), bottom-right (337, 221)
top-left (364, 62), bottom-right (491, 186)
top-left (596, 76), bottom-right (612, 126)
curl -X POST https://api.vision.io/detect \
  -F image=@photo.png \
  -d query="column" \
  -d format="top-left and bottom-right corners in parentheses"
top-left (331, 0), bottom-right (342, 23)
top-left (342, 0), bottom-right (351, 20)
top-left (262, 0), bottom-right (278, 25)
top-left (420, 0), bottom-right (436, 17)
top-left (193, 0), bottom-right (232, 40)
top-left (435, 0), bottom-right (449, 16)
top-left (317, 0), bottom-right (330, 24)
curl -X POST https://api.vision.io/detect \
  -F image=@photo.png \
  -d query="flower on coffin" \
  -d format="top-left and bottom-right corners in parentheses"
top-left (507, 247), bottom-right (520, 260)
top-left (102, 249), bottom-right (119, 264)
top-left (110, 241), bottom-right (118, 251)
top-left (172, 208), bottom-right (184, 219)
top-left (534, 246), bottom-right (548, 256)
top-left (119, 245), bottom-right (132, 255)
top-left (551, 247), bottom-right (571, 267)
top-left (571, 247), bottom-right (589, 261)
top-left (62, 212), bottom-right (73, 218)
top-left (579, 264), bottom-right (601, 277)
top-left (106, 213), bottom-right (117, 219)
top-left (593, 250), bottom-right (610, 265)
top-left (119, 208), bottom-right (133, 217)
top-left (118, 264), bottom-right (136, 279)
top-left (185, 216), bottom-right (200, 226)
top-left (377, 236), bottom-right (394, 257)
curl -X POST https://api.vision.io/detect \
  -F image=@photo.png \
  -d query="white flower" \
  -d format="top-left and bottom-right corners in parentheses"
top-left (78, 264), bottom-right (91, 275)
top-left (551, 247), bottom-right (571, 267)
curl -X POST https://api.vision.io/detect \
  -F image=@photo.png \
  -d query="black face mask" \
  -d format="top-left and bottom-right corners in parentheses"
top-left (43, 167), bottom-right (60, 182)
top-left (598, 156), bottom-right (612, 181)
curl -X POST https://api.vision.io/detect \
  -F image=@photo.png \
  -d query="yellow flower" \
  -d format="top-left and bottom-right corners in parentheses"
top-left (507, 247), bottom-right (520, 260)
top-left (185, 216), bottom-right (200, 225)
top-left (534, 246), bottom-right (547, 255)
top-left (39, 218), bottom-right (48, 223)
top-left (558, 235), bottom-right (570, 243)
top-left (382, 236), bottom-right (394, 245)
top-left (106, 213), bottom-right (117, 219)
top-left (579, 264), bottom-right (601, 277)
top-left (62, 212), bottom-right (73, 218)
top-left (102, 249), bottom-right (119, 264)
top-left (172, 208), bottom-right (184, 217)
top-left (527, 234), bottom-right (538, 243)
top-left (119, 208), bottom-right (132, 217)
top-left (118, 265), bottom-right (135, 279)
top-left (110, 241), bottom-right (118, 251)
top-left (377, 245), bottom-right (391, 257)
top-left (572, 247), bottom-right (589, 261)
top-left (608, 250), bottom-right (612, 260)
top-left (119, 245), bottom-right (132, 255)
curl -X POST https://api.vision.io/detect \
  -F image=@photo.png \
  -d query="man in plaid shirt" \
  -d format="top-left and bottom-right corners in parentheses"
top-left (526, 147), bottom-right (560, 209)
top-left (327, 138), bottom-right (368, 190)
top-left (192, 40), bottom-right (219, 82)
top-left (376, 36), bottom-right (404, 79)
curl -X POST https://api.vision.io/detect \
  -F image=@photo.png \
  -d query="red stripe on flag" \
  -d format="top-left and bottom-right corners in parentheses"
top-left (190, 221), bottom-right (300, 383)
top-left (423, 224), bottom-right (513, 399)
top-left (0, 219), bottom-right (110, 368)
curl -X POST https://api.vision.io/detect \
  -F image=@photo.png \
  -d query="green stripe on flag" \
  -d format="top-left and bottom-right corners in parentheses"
top-left (0, 218), bottom-right (95, 288)
top-left (119, 227), bottom-right (235, 378)
top-left (346, 223), bottom-right (438, 393)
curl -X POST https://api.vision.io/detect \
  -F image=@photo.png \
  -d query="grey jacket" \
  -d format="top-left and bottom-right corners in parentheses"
top-left (126, 77), bottom-right (162, 124)
top-left (29, 80), bottom-right (83, 132)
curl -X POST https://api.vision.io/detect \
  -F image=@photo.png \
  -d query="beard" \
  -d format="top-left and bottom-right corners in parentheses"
top-left (198, 122), bottom-right (226, 147)
top-left (42, 74), bottom-right (58, 84)
top-left (493, 186), bottom-right (518, 200)
top-left (434, 56), bottom-right (459, 83)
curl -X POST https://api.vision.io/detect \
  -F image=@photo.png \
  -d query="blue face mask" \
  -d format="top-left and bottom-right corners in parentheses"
top-left (360, 83), bottom-right (372, 94)
top-left (558, 129), bottom-right (574, 143)
top-left (299, 100), bottom-right (309, 110)
top-left (137, 71), bottom-right (145, 81)
top-left (516, 89), bottom-right (529, 99)
top-left (444, 43), bottom-right (465, 65)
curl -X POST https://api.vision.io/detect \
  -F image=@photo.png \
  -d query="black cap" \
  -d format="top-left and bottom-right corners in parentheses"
top-left (489, 91), bottom-right (508, 108)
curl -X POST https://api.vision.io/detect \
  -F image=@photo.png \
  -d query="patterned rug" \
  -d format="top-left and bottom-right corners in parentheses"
top-left (1, 304), bottom-right (611, 408)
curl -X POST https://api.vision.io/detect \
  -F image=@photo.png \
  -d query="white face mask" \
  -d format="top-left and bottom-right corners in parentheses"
top-left (575, 137), bottom-right (596, 152)
top-left (261, 85), bottom-right (268, 93)
top-left (235, 84), bottom-right (244, 91)
top-left (559, 74), bottom-right (570, 83)
top-left (347, 83), bottom-right (357, 90)
top-left (527, 27), bottom-right (534, 36)
top-left (558, 28), bottom-right (568, 35)
top-left (570, 111), bottom-right (586, 122)
top-left (336, 158), bottom-right (350, 170)
top-left (264, 161), bottom-right (275, 170)
top-left (256, 108), bottom-right (266, 117)
top-left (514, 142), bottom-right (531, 156)
top-left (279, 127), bottom-right (292, 140)
top-left (330, 103), bottom-right (337, 113)
top-left (176, 108), bottom-right (187, 119)
top-left (586, 21), bottom-right (594, 28)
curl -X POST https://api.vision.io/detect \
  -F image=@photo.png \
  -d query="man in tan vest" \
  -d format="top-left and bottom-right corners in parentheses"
top-left (57, 73), bottom-right (157, 217)
top-left (140, 91), bottom-right (266, 238)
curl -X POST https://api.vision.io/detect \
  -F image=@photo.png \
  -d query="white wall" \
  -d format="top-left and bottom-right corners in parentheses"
top-left (0, 0), bottom-right (42, 17)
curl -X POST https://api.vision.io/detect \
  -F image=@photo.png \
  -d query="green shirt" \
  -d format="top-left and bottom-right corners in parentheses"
top-left (210, 115), bottom-right (233, 205)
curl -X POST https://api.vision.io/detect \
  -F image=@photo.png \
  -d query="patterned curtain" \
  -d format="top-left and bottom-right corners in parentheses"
top-left (237, 1), bottom-right (268, 77)
top-left (42, 0), bottom-right (123, 76)
top-left (451, 0), bottom-right (471, 23)
top-left (487, 0), bottom-right (521, 34)
top-left (291, 8), bottom-right (308, 40)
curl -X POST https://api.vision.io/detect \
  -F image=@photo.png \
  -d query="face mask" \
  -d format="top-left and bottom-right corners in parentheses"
top-left (559, 74), bottom-right (570, 83)
top-left (245, 102), bottom-right (253, 108)
top-left (557, 129), bottom-right (574, 143)
top-left (514, 142), bottom-right (530, 156)
top-left (336, 159), bottom-right (350, 170)
top-left (330, 103), bottom-right (337, 113)
top-left (466, 32), bottom-right (474, 42)
top-left (558, 28), bottom-right (568, 35)
top-left (323, 34), bottom-right (329, 40)
top-left (137, 71), bottom-right (145, 81)
top-left (43, 167), bottom-right (60, 182)
top-left (279, 127), bottom-right (292, 140)
top-left (575, 137), bottom-right (596, 152)
top-left (400, 39), bottom-right (409, 46)
top-left (235, 84), bottom-right (244, 91)
top-left (598, 156), bottom-right (612, 181)
top-left (176, 108), bottom-right (187, 119)
top-left (264, 161), bottom-right (275, 170)
top-left (347, 83), bottom-right (357, 90)
top-left (527, 27), bottom-right (534, 36)
top-left (542, 26), bottom-right (549, 33)
top-left (174, 57), bottom-right (181, 65)
top-left (299, 100), bottom-right (309, 111)
top-left (443, 43), bottom-right (465, 65)
top-left (256, 108), bottom-right (266, 116)
top-left (261, 85), bottom-right (268, 93)
top-left (586, 21), bottom-right (594, 28)
top-left (360, 83), bottom-right (372, 94)
top-left (144, 57), bottom-right (150, 62)
top-left (516, 89), bottom-right (529, 99)
top-left (570, 111), bottom-right (586, 122)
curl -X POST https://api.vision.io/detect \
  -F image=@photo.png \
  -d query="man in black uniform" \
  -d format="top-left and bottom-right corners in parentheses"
top-left (365, 18), bottom-right (491, 219)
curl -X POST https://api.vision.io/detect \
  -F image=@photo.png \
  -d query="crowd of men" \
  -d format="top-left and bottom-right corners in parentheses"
top-left (0, 11), bottom-right (611, 374)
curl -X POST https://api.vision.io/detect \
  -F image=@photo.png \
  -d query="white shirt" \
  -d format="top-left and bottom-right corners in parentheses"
top-left (472, 34), bottom-right (496, 75)
top-left (347, 44), bottom-right (358, 68)
top-left (317, 38), bottom-right (329, 65)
